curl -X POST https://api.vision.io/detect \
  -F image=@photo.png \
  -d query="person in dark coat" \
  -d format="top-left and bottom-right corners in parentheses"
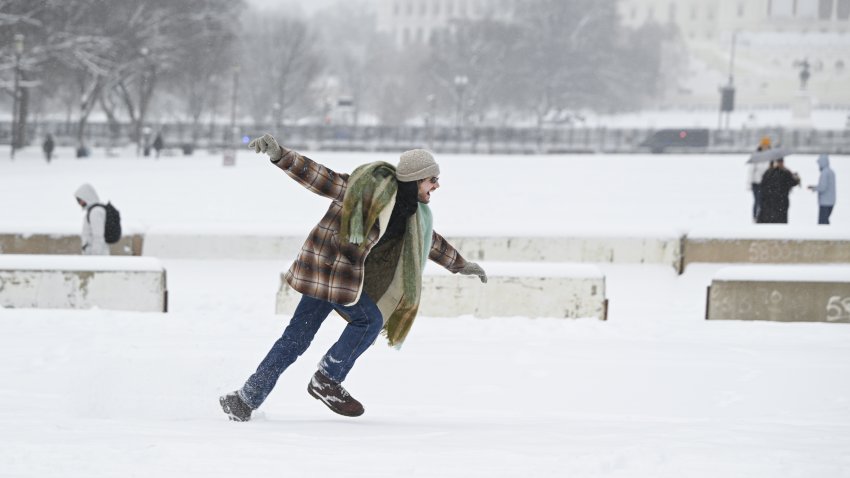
top-left (757, 158), bottom-right (800, 224)
top-left (152, 132), bottom-right (164, 158)
top-left (42, 134), bottom-right (55, 162)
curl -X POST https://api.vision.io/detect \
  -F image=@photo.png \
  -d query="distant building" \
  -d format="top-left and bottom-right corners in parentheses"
top-left (619, 0), bottom-right (850, 108)
top-left (621, 0), bottom-right (849, 34)
top-left (375, 0), bottom-right (497, 47)
top-left (375, 0), bottom-right (850, 109)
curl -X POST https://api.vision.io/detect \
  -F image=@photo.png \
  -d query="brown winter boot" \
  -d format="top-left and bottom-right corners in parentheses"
top-left (307, 371), bottom-right (365, 417)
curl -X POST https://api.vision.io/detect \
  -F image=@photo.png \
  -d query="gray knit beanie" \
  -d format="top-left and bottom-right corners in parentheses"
top-left (396, 149), bottom-right (440, 182)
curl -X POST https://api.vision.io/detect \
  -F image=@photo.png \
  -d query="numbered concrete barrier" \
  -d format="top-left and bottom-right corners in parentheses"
top-left (0, 224), bottom-right (144, 256)
top-left (139, 225), bottom-right (681, 268)
top-left (683, 226), bottom-right (850, 271)
top-left (445, 233), bottom-right (682, 270)
top-left (276, 262), bottom-right (607, 320)
top-left (0, 255), bottom-right (167, 312)
top-left (706, 265), bottom-right (850, 323)
top-left (141, 225), bottom-right (303, 259)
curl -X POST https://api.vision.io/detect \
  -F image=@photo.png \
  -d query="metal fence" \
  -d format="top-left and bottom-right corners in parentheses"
top-left (3, 120), bottom-right (850, 155)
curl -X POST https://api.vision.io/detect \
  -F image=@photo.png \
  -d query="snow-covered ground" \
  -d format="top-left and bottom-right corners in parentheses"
top-left (1, 146), bottom-right (849, 477)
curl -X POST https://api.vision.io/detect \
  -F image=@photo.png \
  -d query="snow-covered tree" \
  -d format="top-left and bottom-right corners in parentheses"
top-left (1, 0), bottom-right (244, 150)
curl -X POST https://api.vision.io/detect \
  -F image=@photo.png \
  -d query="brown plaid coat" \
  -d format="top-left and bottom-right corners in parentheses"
top-left (273, 149), bottom-right (467, 306)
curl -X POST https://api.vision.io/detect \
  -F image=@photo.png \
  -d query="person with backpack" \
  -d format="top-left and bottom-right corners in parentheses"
top-left (74, 183), bottom-right (121, 255)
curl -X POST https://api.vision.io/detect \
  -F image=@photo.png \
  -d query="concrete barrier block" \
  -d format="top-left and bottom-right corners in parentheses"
top-left (276, 262), bottom-right (607, 320)
top-left (142, 226), bottom-right (303, 259)
top-left (0, 223), bottom-right (144, 256)
top-left (138, 226), bottom-right (680, 267)
top-left (446, 235), bottom-right (681, 269)
top-left (0, 255), bottom-right (167, 312)
top-left (706, 265), bottom-right (850, 323)
top-left (684, 227), bottom-right (850, 270)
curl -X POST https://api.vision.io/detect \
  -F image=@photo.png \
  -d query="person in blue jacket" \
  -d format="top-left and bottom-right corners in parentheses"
top-left (807, 154), bottom-right (837, 225)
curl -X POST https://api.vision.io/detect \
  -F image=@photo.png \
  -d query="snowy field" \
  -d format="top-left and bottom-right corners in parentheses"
top-left (1, 146), bottom-right (849, 477)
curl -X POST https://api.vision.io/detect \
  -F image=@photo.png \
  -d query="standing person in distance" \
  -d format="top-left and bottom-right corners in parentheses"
top-left (152, 132), bottom-right (164, 158)
top-left (807, 154), bottom-right (836, 225)
top-left (74, 183), bottom-right (110, 255)
top-left (757, 157), bottom-right (801, 224)
top-left (219, 133), bottom-right (487, 422)
top-left (747, 136), bottom-right (772, 222)
top-left (42, 134), bottom-right (55, 163)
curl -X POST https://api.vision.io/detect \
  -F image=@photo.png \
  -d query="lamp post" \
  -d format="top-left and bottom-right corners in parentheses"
top-left (223, 65), bottom-right (239, 166)
top-left (10, 33), bottom-right (23, 160)
top-left (426, 94), bottom-right (436, 149)
top-left (273, 102), bottom-right (282, 131)
top-left (718, 31), bottom-right (737, 130)
top-left (453, 75), bottom-right (468, 133)
top-left (229, 66), bottom-right (240, 145)
top-left (208, 74), bottom-right (219, 143)
top-left (136, 47), bottom-right (149, 156)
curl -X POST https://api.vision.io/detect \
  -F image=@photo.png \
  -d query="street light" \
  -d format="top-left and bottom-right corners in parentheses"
top-left (426, 94), bottom-right (436, 149)
top-left (228, 65), bottom-right (240, 145)
top-left (136, 47), bottom-right (150, 156)
top-left (718, 31), bottom-right (737, 130)
top-left (453, 75), bottom-right (468, 132)
top-left (208, 74), bottom-right (219, 142)
top-left (273, 102), bottom-right (282, 130)
top-left (222, 65), bottom-right (240, 166)
top-left (10, 33), bottom-right (23, 160)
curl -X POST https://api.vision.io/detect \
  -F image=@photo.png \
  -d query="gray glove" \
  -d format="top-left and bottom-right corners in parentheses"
top-left (247, 133), bottom-right (283, 162)
top-left (459, 262), bottom-right (487, 283)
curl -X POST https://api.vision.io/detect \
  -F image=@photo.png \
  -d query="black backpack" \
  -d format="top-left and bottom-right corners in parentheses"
top-left (87, 202), bottom-right (122, 244)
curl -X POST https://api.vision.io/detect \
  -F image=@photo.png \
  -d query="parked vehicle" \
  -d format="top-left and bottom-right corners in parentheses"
top-left (640, 128), bottom-right (710, 154)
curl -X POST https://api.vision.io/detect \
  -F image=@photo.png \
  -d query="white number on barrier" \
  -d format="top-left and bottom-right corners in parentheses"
top-left (825, 296), bottom-right (850, 322)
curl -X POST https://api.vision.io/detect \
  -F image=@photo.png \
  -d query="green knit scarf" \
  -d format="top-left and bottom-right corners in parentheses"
top-left (339, 161), bottom-right (433, 347)
top-left (339, 162), bottom-right (398, 246)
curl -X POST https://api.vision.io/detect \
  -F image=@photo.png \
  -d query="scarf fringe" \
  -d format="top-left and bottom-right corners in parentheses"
top-left (381, 204), bottom-right (431, 347)
top-left (348, 202), bottom-right (365, 244)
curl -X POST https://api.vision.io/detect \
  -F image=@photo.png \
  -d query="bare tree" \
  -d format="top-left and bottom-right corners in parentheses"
top-left (426, 18), bottom-right (523, 126)
top-left (501, 0), bottom-right (612, 125)
top-left (614, 22), bottom-right (686, 110)
top-left (0, 1), bottom-right (50, 149)
top-left (240, 12), bottom-right (323, 129)
top-left (5, 0), bottom-right (677, 144)
top-left (0, 0), bottom-right (248, 152)
top-left (6, 0), bottom-right (116, 150)
top-left (313, 1), bottom-right (386, 126)
top-left (419, 0), bottom-right (676, 129)
top-left (105, 2), bottom-right (177, 150)
top-left (160, 0), bottom-right (241, 147)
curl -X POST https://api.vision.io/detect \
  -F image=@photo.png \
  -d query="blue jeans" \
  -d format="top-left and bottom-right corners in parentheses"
top-left (819, 205), bottom-right (834, 225)
top-left (239, 293), bottom-right (384, 409)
